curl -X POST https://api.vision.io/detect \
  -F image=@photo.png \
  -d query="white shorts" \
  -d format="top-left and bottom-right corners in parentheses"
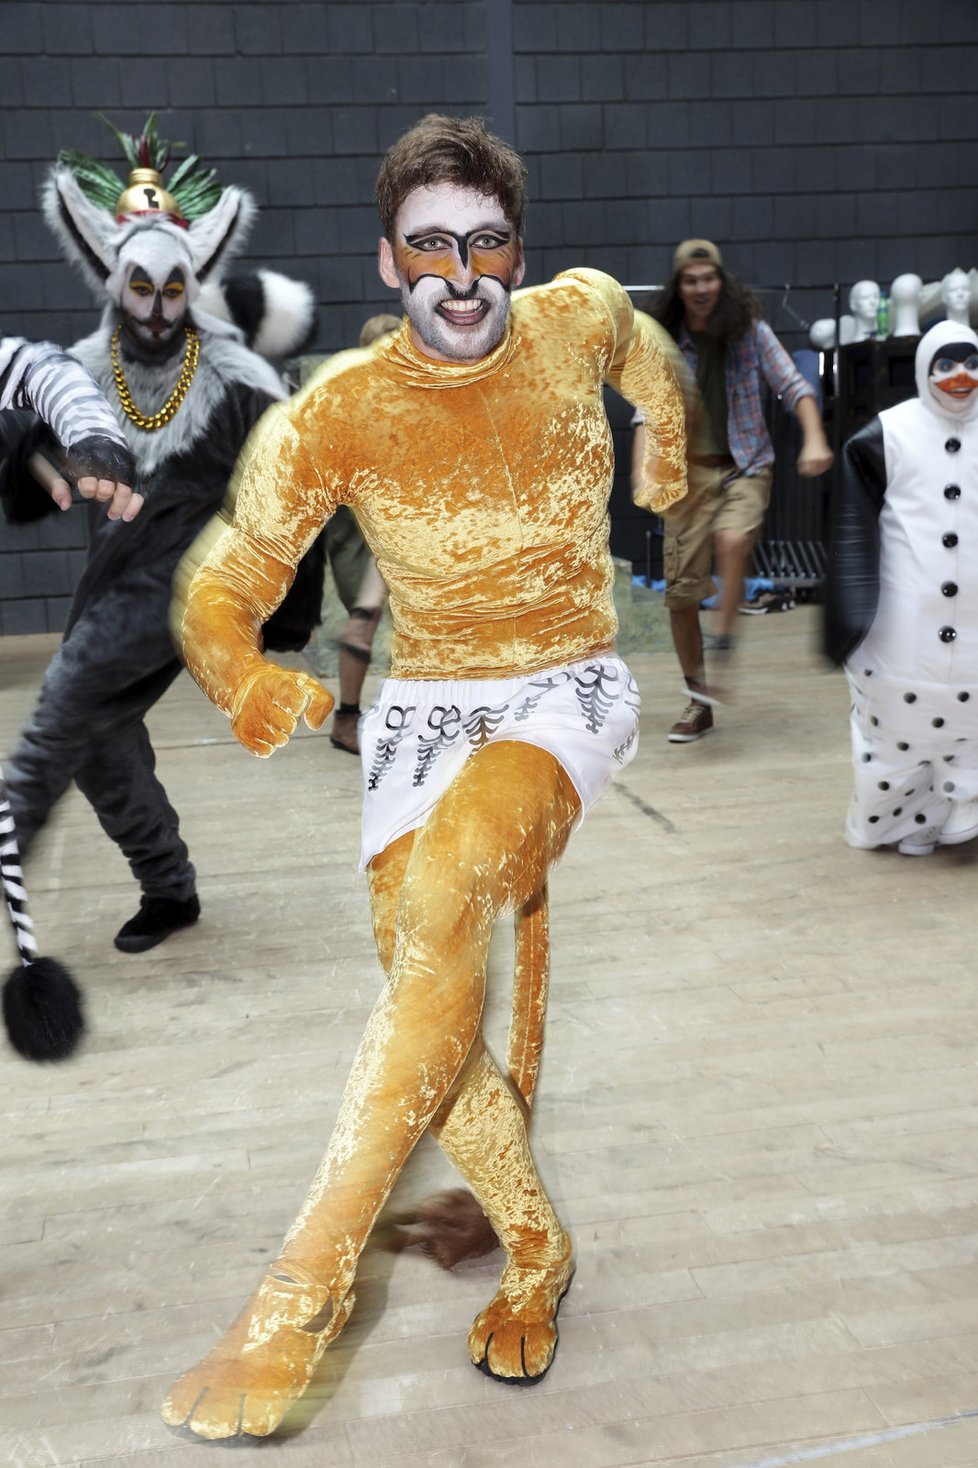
top-left (358, 654), bottom-right (640, 868)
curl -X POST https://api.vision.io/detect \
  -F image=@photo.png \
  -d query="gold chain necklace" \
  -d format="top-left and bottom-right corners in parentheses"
top-left (111, 324), bottom-right (200, 431)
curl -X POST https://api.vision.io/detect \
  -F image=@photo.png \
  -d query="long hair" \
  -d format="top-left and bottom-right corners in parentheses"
top-left (375, 115), bottom-right (528, 240)
top-left (654, 267), bottom-right (763, 347)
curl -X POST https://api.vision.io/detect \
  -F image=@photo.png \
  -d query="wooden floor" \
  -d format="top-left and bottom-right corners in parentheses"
top-left (3, 609), bottom-right (978, 1468)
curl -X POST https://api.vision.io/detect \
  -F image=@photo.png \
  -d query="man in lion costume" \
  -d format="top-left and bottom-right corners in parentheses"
top-left (163, 114), bottom-right (686, 1440)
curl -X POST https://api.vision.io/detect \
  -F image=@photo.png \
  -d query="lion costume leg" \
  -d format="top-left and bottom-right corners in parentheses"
top-left (162, 741), bottom-right (579, 1438)
top-left (431, 1044), bottom-right (574, 1381)
top-left (371, 817), bottom-right (571, 1382)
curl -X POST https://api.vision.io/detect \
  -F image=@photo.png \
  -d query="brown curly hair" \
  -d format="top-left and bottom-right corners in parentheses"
top-left (375, 115), bottom-right (528, 240)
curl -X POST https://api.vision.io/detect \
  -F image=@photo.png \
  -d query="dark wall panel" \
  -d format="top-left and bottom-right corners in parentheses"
top-left (2, 0), bottom-right (977, 632)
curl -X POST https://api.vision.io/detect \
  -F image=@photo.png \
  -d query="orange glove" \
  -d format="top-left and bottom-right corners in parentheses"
top-left (230, 664), bottom-right (334, 757)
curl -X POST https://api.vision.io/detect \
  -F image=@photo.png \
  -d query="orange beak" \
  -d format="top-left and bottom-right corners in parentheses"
top-left (934, 372), bottom-right (978, 397)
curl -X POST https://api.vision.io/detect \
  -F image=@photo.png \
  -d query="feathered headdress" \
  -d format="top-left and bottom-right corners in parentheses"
top-left (63, 112), bottom-right (223, 223)
top-left (44, 113), bottom-right (256, 307)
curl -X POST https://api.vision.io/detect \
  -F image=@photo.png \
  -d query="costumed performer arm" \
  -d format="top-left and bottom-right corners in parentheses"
top-left (628, 331), bottom-right (699, 507)
top-left (176, 399), bottom-right (336, 757)
top-left (0, 337), bottom-right (140, 520)
top-left (572, 274), bottom-right (688, 513)
top-left (822, 417), bottom-right (885, 666)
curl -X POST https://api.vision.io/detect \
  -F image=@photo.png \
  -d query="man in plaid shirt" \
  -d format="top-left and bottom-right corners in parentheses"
top-left (635, 239), bottom-right (832, 742)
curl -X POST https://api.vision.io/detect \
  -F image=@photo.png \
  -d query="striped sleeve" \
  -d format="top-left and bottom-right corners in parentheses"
top-left (754, 321), bottom-right (813, 412)
top-left (0, 337), bottom-right (128, 450)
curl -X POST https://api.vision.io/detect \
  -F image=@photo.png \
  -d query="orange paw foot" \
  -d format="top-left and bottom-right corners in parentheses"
top-left (468, 1235), bottom-right (574, 1384)
top-left (161, 1272), bottom-right (354, 1440)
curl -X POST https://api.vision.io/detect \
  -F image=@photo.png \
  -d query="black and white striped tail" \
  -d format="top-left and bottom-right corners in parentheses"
top-left (1, 789), bottom-right (38, 964)
top-left (1, 769), bottom-right (85, 1061)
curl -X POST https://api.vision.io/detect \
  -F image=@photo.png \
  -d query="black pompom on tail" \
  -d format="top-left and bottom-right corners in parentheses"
top-left (3, 957), bottom-right (85, 1061)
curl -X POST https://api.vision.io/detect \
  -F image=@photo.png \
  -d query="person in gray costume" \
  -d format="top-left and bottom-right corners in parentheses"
top-left (2, 124), bottom-right (317, 954)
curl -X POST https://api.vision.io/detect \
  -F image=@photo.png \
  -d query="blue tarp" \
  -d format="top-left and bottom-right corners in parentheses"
top-left (631, 575), bottom-right (776, 606)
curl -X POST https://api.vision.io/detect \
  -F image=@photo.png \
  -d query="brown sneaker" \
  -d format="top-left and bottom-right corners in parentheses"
top-left (668, 700), bottom-right (714, 743)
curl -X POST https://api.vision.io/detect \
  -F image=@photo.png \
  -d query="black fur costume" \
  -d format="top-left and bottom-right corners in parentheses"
top-left (2, 155), bottom-right (322, 942)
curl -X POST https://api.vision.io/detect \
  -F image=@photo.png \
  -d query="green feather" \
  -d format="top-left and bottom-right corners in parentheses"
top-left (61, 114), bottom-right (223, 220)
top-left (57, 150), bottom-right (123, 211)
top-left (97, 113), bottom-right (140, 169)
top-left (168, 156), bottom-right (222, 218)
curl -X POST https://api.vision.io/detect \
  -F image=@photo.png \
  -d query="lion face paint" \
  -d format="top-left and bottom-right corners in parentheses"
top-left (379, 183), bottom-right (524, 364)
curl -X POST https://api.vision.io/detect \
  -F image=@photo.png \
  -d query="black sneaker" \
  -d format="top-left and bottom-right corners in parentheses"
top-left (668, 701), bottom-right (714, 743)
top-left (739, 591), bottom-right (795, 615)
top-left (114, 895), bottom-right (201, 954)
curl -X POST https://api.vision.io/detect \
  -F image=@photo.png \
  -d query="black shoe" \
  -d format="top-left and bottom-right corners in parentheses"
top-left (114, 895), bottom-right (201, 954)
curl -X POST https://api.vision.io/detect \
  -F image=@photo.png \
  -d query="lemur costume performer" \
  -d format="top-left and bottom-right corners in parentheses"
top-left (1, 117), bottom-right (317, 961)
top-left (161, 115), bottom-right (686, 1442)
top-left (1, 338), bottom-right (137, 1060)
top-left (826, 320), bottom-right (978, 855)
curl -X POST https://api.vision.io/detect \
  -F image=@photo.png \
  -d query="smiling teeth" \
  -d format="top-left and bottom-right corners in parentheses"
top-left (441, 301), bottom-right (483, 313)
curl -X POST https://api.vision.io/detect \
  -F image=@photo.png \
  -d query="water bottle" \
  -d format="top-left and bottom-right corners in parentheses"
top-left (875, 291), bottom-right (889, 340)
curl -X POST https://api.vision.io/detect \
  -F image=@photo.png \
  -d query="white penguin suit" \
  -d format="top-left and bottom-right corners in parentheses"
top-left (845, 320), bottom-right (978, 852)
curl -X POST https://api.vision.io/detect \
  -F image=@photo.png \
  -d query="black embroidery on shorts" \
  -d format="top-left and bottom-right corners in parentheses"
top-left (612, 671), bottom-right (641, 761)
top-left (368, 703), bottom-right (416, 790)
top-left (413, 704), bottom-right (462, 787)
top-left (464, 702), bottom-right (510, 749)
top-left (614, 719), bottom-right (639, 764)
top-left (574, 661), bottom-right (620, 734)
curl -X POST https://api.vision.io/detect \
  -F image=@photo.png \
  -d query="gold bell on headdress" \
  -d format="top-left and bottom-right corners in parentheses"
top-left (115, 167), bottom-right (185, 222)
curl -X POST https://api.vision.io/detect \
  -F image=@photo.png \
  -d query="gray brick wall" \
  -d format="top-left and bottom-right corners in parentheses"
top-left (0, 0), bottom-right (489, 634)
top-left (2, 0), bottom-right (977, 631)
top-left (513, 0), bottom-right (978, 318)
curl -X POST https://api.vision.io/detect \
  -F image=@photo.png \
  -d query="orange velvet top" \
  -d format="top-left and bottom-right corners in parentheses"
top-left (180, 268), bottom-right (686, 710)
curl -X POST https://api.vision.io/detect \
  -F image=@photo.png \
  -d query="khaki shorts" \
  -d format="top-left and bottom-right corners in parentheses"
top-left (662, 460), bottom-right (773, 610)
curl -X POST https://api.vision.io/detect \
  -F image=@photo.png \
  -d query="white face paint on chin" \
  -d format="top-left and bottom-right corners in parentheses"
top-left (399, 272), bottom-right (512, 363)
top-left (385, 183), bottom-right (524, 364)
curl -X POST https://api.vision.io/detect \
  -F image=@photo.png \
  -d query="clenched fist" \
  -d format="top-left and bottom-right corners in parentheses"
top-left (65, 434), bottom-right (143, 521)
top-left (230, 664), bottom-right (334, 757)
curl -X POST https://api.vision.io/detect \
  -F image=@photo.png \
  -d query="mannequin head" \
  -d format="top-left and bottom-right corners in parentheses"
top-left (809, 315), bottom-right (855, 350)
top-left (889, 273), bottom-right (922, 338)
top-left (941, 268), bottom-right (971, 325)
top-left (849, 280), bottom-right (880, 339)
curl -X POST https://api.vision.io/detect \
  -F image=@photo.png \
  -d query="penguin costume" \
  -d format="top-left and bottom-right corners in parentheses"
top-left (825, 320), bottom-right (978, 854)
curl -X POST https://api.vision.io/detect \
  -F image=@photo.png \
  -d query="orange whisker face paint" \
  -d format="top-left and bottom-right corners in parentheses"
top-left (397, 244), bottom-right (458, 287)
top-left (396, 231), bottom-right (519, 292)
